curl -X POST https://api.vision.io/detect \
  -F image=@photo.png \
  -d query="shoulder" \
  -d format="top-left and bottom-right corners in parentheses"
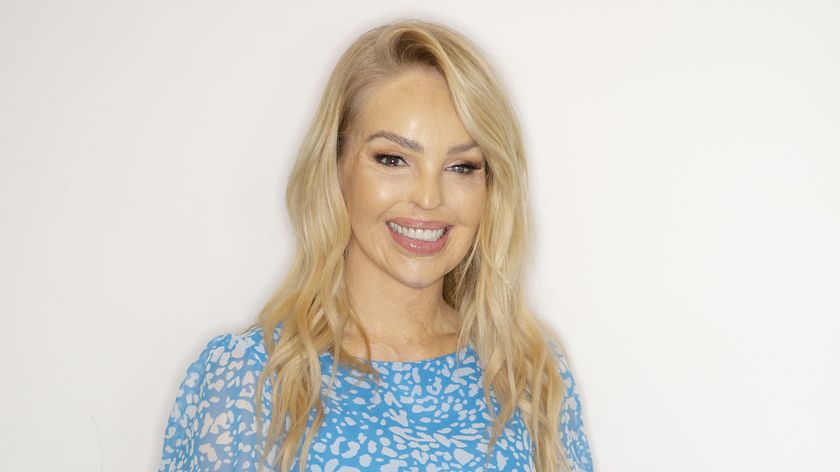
top-left (546, 339), bottom-right (595, 472)
top-left (171, 325), bottom-right (277, 411)
top-left (194, 327), bottom-right (269, 374)
top-left (158, 326), bottom-right (277, 471)
top-left (178, 328), bottom-right (270, 396)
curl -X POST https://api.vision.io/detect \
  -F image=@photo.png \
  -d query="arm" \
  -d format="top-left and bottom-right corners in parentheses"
top-left (158, 331), bottom-right (273, 472)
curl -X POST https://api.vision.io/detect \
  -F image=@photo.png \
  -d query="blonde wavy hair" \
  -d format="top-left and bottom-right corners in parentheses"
top-left (250, 18), bottom-right (572, 472)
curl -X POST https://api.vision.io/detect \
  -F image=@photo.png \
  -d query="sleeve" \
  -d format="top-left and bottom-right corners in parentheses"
top-left (157, 332), bottom-right (273, 472)
top-left (550, 342), bottom-right (595, 472)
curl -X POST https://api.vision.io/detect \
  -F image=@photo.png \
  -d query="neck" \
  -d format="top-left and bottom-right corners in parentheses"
top-left (341, 239), bottom-right (459, 350)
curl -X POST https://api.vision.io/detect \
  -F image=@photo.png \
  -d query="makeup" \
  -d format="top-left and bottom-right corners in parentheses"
top-left (386, 220), bottom-right (451, 255)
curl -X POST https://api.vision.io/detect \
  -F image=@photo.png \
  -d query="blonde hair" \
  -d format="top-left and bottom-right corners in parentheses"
top-left (250, 18), bottom-right (572, 472)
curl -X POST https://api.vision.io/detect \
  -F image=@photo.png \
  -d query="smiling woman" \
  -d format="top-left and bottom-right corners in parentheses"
top-left (339, 67), bottom-right (487, 296)
top-left (158, 18), bottom-right (593, 472)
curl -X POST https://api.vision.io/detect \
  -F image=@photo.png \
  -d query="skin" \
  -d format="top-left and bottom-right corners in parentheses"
top-left (337, 66), bottom-right (487, 361)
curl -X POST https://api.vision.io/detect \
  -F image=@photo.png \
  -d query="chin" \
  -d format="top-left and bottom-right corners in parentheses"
top-left (399, 276), bottom-right (441, 290)
top-left (390, 270), bottom-right (446, 290)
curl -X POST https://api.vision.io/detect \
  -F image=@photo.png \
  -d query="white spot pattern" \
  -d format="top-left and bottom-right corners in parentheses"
top-left (158, 326), bottom-right (593, 471)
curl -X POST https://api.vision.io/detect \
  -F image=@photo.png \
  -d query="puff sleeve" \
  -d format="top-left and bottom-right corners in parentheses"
top-left (158, 331), bottom-right (274, 471)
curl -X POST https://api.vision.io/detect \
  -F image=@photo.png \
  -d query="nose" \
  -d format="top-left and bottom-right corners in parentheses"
top-left (410, 170), bottom-right (443, 210)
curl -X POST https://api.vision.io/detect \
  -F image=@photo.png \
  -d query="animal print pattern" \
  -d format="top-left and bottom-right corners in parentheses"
top-left (158, 326), bottom-right (593, 471)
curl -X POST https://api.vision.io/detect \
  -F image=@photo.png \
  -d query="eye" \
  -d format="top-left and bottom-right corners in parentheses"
top-left (448, 161), bottom-right (484, 175)
top-left (374, 154), bottom-right (407, 167)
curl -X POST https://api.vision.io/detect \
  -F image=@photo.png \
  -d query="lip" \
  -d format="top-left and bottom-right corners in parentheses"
top-left (387, 221), bottom-right (451, 255)
top-left (387, 217), bottom-right (450, 230)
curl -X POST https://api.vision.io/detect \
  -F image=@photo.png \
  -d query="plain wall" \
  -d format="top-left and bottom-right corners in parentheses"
top-left (1, 1), bottom-right (837, 470)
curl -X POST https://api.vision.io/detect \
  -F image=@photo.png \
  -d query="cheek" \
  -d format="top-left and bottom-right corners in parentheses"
top-left (450, 183), bottom-right (487, 225)
top-left (349, 169), bottom-right (407, 222)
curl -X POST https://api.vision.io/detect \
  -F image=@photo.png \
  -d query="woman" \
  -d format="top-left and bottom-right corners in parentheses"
top-left (158, 19), bottom-right (593, 472)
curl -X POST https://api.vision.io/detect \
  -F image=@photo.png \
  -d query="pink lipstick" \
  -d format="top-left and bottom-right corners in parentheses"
top-left (386, 219), bottom-right (451, 255)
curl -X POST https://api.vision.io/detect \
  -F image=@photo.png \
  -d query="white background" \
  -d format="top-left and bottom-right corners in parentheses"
top-left (1, 1), bottom-right (838, 470)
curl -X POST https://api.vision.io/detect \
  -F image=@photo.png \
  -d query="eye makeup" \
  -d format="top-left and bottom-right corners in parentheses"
top-left (374, 154), bottom-right (407, 167)
top-left (372, 153), bottom-right (484, 175)
top-left (449, 161), bottom-right (483, 174)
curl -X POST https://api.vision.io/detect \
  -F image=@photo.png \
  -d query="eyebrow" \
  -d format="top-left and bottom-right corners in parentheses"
top-left (366, 130), bottom-right (478, 155)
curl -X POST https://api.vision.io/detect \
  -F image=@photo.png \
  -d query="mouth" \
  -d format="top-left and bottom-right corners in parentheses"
top-left (386, 219), bottom-right (452, 255)
top-left (386, 221), bottom-right (450, 242)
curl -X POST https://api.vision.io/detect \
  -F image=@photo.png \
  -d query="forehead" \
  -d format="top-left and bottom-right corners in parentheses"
top-left (350, 68), bottom-right (471, 142)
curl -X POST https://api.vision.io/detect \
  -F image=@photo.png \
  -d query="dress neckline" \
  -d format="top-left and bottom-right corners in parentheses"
top-left (368, 343), bottom-right (473, 366)
top-left (323, 343), bottom-right (474, 367)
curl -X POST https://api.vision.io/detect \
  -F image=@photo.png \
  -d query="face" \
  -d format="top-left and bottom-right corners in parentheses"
top-left (338, 67), bottom-right (487, 290)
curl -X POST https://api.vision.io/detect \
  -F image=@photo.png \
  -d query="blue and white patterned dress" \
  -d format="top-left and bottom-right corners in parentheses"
top-left (158, 325), bottom-right (593, 471)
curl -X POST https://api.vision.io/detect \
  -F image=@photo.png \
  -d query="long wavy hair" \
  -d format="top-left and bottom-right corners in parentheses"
top-left (250, 18), bottom-right (572, 472)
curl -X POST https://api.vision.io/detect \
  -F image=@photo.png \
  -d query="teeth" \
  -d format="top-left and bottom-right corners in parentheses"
top-left (388, 222), bottom-right (447, 242)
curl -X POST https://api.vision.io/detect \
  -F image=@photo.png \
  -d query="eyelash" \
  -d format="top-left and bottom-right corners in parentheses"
top-left (374, 154), bottom-right (483, 174)
top-left (375, 154), bottom-right (406, 167)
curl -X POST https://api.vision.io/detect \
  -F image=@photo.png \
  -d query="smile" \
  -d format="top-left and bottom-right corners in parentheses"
top-left (386, 220), bottom-right (452, 255)
top-left (387, 221), bottom-right (448, 241)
